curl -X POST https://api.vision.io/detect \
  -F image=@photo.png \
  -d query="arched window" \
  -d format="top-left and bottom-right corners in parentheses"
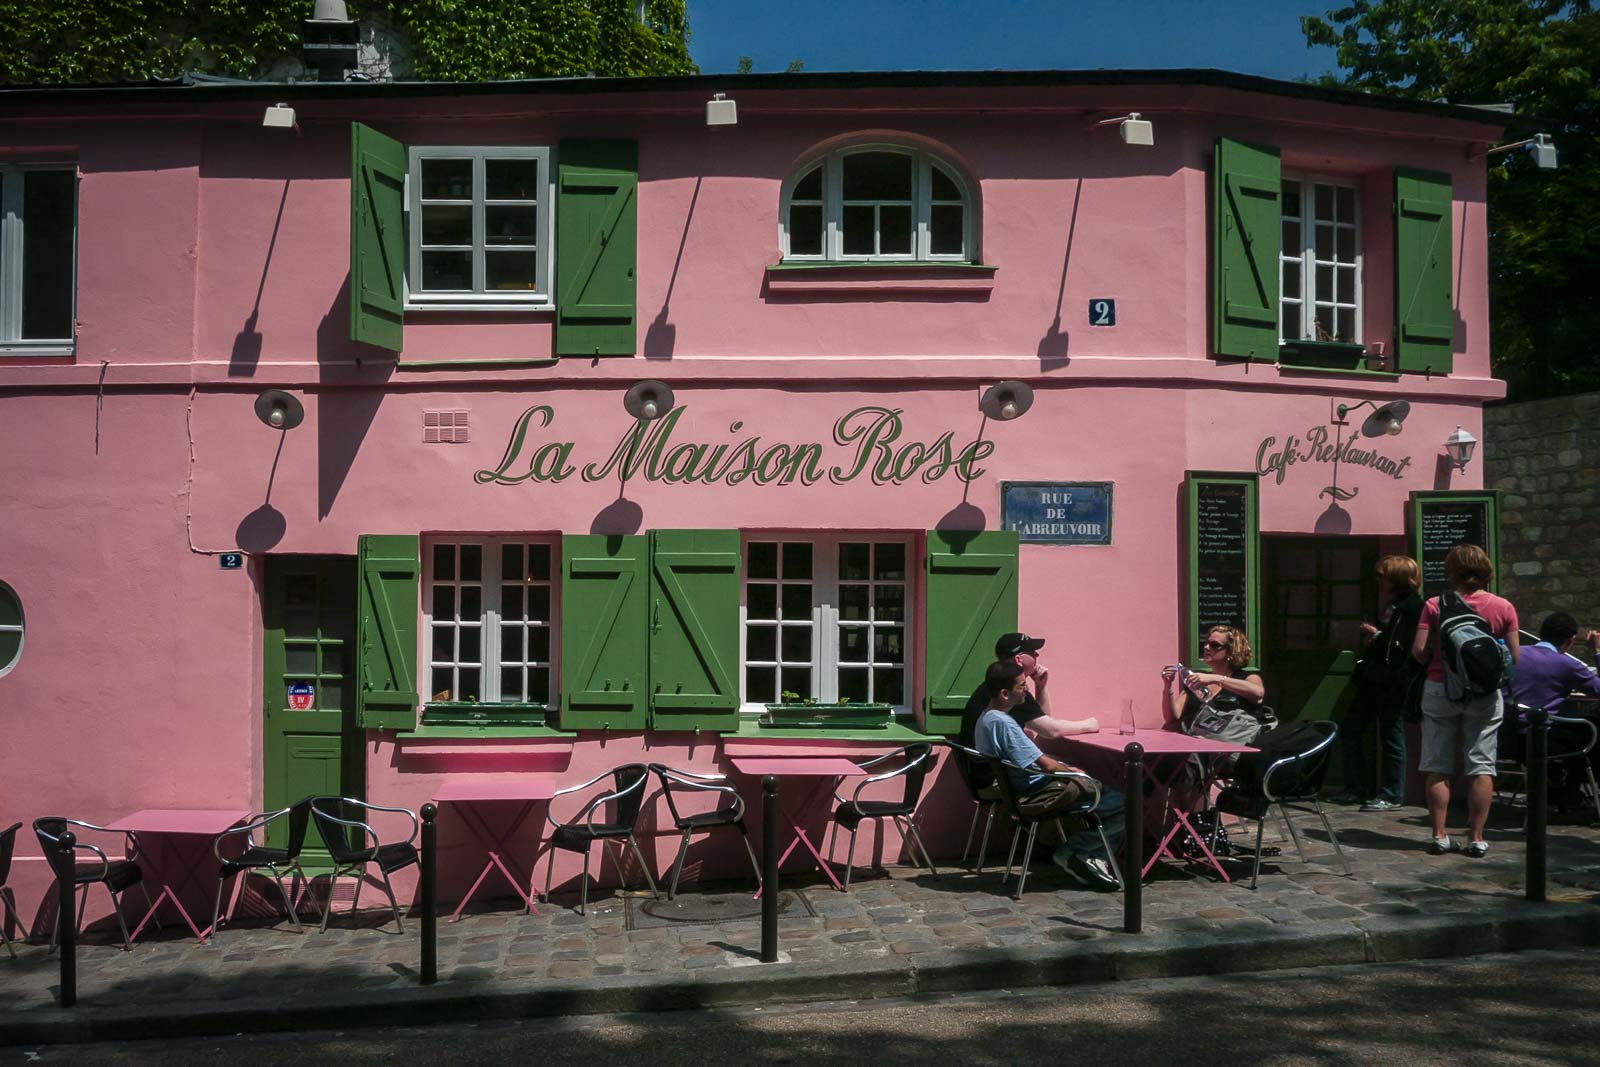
top-left (781, 146), bottom-right (975, 263)
top-left (0, 581), bottom-right (22, 678)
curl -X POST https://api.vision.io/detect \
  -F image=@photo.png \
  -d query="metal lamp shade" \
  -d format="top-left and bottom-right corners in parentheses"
top-left (1360, 399), bottom-right (1409, 438)
top-left (1444, 426), bottom-right (1478, 471)
top-left (254, 389), bottom-right (305, 430)
top-left (623, 380), bottom-right (675, 421)
top-left (979, 381), bottom-right (1034, 421)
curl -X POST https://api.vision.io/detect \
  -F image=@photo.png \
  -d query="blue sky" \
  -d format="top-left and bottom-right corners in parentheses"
top-left (688, 0), bottom-right (1343, 83)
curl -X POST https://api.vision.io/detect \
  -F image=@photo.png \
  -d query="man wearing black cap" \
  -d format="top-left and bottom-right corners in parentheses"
top-left (957, 631), bottom-right (1099, 750)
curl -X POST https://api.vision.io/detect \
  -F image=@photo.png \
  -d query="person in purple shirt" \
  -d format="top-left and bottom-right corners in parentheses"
top-left (1504, 611), bottom-right (1600, 813)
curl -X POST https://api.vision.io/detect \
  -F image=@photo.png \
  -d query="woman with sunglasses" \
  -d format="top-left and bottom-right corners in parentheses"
top-left (1162, 625), bottom-right (1268, 732)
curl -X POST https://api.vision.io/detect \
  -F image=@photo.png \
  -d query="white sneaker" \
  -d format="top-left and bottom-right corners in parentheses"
top-left (1464, 840), bottom-right (1488, 858)
top-left (1429, 835), bottom-right (1457, 854)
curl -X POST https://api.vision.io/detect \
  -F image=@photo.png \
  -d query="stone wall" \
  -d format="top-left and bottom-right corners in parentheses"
top-left (1484, 390), bottom-right (1600, 628)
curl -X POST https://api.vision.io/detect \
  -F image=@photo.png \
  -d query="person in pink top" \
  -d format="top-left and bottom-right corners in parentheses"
top-left (1410, 544), bottom-right (1520, 857)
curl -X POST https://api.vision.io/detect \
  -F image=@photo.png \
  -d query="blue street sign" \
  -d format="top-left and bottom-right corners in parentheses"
top-left (1001, 482), bottom-right (1114, 545)
top-left (219, 553), bottom-right (244, 570)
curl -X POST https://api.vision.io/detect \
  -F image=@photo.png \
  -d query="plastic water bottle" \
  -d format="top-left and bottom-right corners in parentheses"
top-left (1119, 697), bottom-right (1137, 735)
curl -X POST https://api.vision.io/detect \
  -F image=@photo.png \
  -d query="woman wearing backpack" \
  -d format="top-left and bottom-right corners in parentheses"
top-left (1410, 543), bottom-right (1519, 856)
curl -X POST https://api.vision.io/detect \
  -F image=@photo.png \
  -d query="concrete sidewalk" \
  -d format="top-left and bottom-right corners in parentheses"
top-left (3, 804), bottom-right (1598, 1046)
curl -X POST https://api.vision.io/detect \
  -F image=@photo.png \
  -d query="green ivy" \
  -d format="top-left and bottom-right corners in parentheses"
top-left (0, 0), bottom-right (694, 83)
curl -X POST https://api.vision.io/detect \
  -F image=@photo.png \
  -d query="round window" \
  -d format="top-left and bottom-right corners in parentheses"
top-left (0, 581), bottom-right (22, 678)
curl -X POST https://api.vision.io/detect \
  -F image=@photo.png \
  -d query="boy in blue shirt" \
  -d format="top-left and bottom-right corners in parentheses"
top-left (974, 660), bottom-right (1124, 891)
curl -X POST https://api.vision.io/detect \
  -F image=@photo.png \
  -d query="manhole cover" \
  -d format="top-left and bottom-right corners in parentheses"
top-left (630, 889), bottom-right (812, 929)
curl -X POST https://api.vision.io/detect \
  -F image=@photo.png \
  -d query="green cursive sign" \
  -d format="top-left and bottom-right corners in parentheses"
top-left (475, 405), bottom-right (997, 487)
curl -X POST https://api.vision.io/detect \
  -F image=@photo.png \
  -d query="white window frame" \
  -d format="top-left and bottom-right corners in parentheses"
top-left (0, 162), bottom-right (77, 357)
top-left (422, 537), bottom-right (559, 708)
top-left (739, 534), bottom-right (913, 717)
top-left (405, 146), bottom-right (554, 311)
top-left (780, 145), bottom-right (975, 263)
top-left (1279, 174), bottom-right (1362, 346)
top-left (0, 580), bottom-right (23, 678)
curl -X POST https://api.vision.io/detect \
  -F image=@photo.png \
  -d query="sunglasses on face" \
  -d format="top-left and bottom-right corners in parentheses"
top-left (1203, 640), bottom-right (1230, 653)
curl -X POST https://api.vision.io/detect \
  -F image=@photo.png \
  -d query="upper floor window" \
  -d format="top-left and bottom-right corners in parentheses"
top-left (0, 580), bottom-right (22, 678)
top-left (782, 147), bottom-right (974, 263)
top-left (406, 147), bottom-right (552, 309)
top-left (0, 164), bottom-right (76, 355)
top-left (1280, 176), bottom-right (1361, 344)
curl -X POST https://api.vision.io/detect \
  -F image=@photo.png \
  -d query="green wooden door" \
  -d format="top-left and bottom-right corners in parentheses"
top-left (263, 556), bottom-right (362, 866)
top-left (1261, 536), bottom-right (1378, 725)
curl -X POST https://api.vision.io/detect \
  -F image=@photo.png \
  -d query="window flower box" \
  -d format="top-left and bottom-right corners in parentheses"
top-left (760, 702), bottom-right (894, 729)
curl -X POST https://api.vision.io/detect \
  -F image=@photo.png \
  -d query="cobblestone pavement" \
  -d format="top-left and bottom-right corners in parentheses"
top-left (2, 804), bottom-right (1598, 1019)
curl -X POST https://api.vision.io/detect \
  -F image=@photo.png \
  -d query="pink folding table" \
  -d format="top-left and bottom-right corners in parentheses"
top-left (728, 756), bottom-right (867, 893)
top-left (433, 777), bottom-right (563, 921)
top-left (1064, 728), bottom-right (1255, 883)
top-left (103, 808), bottom-right (251, 943)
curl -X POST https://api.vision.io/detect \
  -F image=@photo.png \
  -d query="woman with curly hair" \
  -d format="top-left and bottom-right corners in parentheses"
top-left (1162, 624), bottom-right (1270, 734)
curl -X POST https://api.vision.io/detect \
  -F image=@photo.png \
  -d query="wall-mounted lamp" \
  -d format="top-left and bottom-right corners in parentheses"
top-left (1486, 132), bottom-right (1558, 170)
top-left (706, 93), bottom-right (738, 127)
top-left (1092, 112), bottom-right (1154, 147)
top-left (979, 381), bottom-right (1034, 421)
top-left (254, 389), bottom-right (305, 430)
top-left (1334, 398), bottom-right (1409, 438)
top-left (624, 379), bottom-right (675, 421)
top-left (1444, 425), bottom-right (1478, 473)
top-left (262, 103), bottom-right (299, 131)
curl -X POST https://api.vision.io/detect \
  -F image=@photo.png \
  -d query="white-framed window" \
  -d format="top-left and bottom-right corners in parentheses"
top-left (740, 535), bottom-right (911, 713)
top-left (0, 580), bottom-right (23, 678)
top-left (781, 146), bottom-right (974, 263)
top-left (406, 147), bottom-right (553, 310)
top-left (1280, 176), bottom-right (1361, 344)
top-left (424, 539), bottom-right (557, 708)
top-left (0, 163), bottom-right (76, 355)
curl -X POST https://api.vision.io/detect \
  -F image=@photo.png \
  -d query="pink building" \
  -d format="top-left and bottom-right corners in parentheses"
top-left (0, 70), bottom-right (1510, 932)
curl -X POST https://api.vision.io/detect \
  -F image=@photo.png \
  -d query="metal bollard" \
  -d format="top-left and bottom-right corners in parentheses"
top-left (420, 803), bottom-right (437, 985)
top-left (1123, 743), bottom-right (1144, 934)
top-left (57, 830), bottom-right (77, 1007)
top-left (761, 775), bottom-right (779, 963)
top-left (1525, 709), bottom-right (1549, 903)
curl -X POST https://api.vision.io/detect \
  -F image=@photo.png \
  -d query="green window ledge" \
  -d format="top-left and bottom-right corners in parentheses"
top-left (766, 261), bottom-right (998, 273)
top-left (396, 723), bottom-right (577, 739)
top-left (729, 718), bottom-right (932, 742)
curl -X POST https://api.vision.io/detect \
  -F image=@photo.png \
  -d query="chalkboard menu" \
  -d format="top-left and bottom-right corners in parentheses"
top-left (1410, 491), bottom-right (1499, 597)
top-left (1184, 472), bottom-right (1259, 664)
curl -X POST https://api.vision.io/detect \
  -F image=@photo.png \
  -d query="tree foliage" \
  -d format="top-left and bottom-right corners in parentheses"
top-left (0, 0), bottom-right (695, 83)
top-left (1303, 1), bottom-right (1600, 400)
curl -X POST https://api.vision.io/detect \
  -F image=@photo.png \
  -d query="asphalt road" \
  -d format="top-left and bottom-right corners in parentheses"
top-left (12, 948), bottom-right (1599, 1066)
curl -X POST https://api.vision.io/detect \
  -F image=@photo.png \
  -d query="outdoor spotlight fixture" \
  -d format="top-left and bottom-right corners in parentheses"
top-left (979, 381), bottom-right (1034, 422)
top-left (1335, 398), bottom-right (1410, 439)
top-left (1486, 132), bottom-right (1558, 170)
top-left (1092, 112), bottom-right (1154, 146)
top-left (262, 103), bottom-right (299, 131)
top-left (254, 389), bottom-right (305, 431)
top-left (623, 379), bottom-right (675, 421)
top-left (1444, 425), bottom-right (1478, 473)
top-left (706, 93), bottom-right (738, 127)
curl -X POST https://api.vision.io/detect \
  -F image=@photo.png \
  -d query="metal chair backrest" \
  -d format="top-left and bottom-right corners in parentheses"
top-left (310, 797), bottom-right (369, 866)
top-left (647, 765), bottom-right (735, 828)
top-left (1259, 720), bottom-right (1340, 801)
top-left (982, 754), bottom-right (1029, 823)
top-left (891, 743), bottom-right (934, 808)
top-left (607, 764), bottom-right (651, 830)
top-left (949, 744), bottom-right (995, 801)
top-left (284, 797), bottom-right (315, 859)
top-left (0, 822), bottom-right (20, 885)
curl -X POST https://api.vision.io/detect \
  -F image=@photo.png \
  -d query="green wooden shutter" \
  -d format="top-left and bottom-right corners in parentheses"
top-left (556, 140), bottom-right (638, 357)
top-left (560, 534), bottom-right (649, 730)
top-left (922, 530), bottom-right (1019, 736)
top-left (1394, 168), bottom-right (1454, 375)
top-left (356, 534), bottom-right (419, 730)
top-left (349, 122), bottom-right (406, 353)
top-left (1212, 138), bottom-right (1281, 361)
top-left (648, 529), bottom-right (741, 732)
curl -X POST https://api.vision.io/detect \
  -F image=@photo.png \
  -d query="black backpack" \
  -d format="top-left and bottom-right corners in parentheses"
top-left (1436, 591), bottom-right (1511, 702)
top-left (1230, 721), bottom-right (1327, 798)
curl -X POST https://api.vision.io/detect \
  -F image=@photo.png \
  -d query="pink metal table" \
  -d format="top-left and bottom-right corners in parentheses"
top-left (103, 808), bottom-right (251, 943)
top-left (1064, 728), bottom-right (1255, 883)
top-left (728, 756), bottom-right (867, 893)
top-left (433, 777), bottom-right (563, 922)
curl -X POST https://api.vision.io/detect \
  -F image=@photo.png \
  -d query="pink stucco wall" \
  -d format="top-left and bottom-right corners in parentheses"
top-left (0, 79), bottom-right (1504, 930)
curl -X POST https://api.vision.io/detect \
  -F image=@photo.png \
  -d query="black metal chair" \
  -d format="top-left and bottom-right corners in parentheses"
top-left (539, 764), bottom-right (660, 915)
top-left (1213, 719), bottom-right (1352, 889)
top-left (1, 822), bottom-right (20, 958)
top-left (985, 755), bottom-right (1121, 899)
top-left (826, 743), bottom-right (938, 890)
top-left (309, 797), bottom-right (420, 932)
top-left (32, 817), bottom-right (154, 951)
top-left (949, 743), bottom-right (1003, 872)
top-left (648, 764), bottom-right (762, 898)
top-left (1498, 702), bottom-right (1600, 825)
top-left (211, 798), bottom-right (313, 935)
